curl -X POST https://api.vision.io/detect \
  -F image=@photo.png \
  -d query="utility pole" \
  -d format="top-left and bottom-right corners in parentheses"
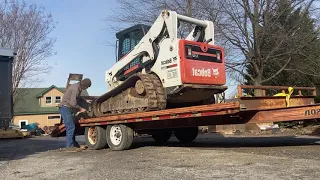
top-left (187, 0), bottom-right (192, 31)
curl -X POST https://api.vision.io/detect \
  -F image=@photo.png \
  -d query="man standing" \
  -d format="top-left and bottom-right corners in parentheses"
top-left (59, 78), bottom-right (91, 149)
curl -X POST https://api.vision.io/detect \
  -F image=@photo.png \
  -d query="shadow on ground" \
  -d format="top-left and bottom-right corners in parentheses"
top-left (313, 127), bottom-right (320, 135)
top-left (131, 133), bottom-right (320, 150)
top-left (0, 133), bottom-right (319, 161)
top-left (0, 136), bottom-right (84, 162)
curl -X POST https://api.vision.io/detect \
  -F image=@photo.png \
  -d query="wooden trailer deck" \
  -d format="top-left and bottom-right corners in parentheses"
top-left (50, 85), bottom-right (319, 137)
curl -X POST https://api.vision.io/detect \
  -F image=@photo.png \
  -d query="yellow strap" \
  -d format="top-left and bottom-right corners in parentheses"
top-left (235, 94), bottom-right (252, 99)
top-left (273, 87), bottom-right (294, 107)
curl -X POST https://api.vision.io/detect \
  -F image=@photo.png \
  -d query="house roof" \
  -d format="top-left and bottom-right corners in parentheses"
top-left (36, 85), bottom-right (64, 98)
top-left (14, 85), bottom-right (89, 115)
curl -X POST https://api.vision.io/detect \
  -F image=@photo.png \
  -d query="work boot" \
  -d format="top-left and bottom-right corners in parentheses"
top-left (79, 145), bottom-right (88, 150)
top-left (73, 142), bottom-right (80, 148)
top-left (64, 146), bottom-right (82, 152)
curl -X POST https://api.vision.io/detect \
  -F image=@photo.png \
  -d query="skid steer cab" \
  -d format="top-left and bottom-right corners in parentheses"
top-left (92, 10), bottom-right (227, 118)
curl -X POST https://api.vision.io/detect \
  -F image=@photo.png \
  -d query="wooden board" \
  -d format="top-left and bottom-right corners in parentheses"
top-left (0, 129), bottom-right (30, 139)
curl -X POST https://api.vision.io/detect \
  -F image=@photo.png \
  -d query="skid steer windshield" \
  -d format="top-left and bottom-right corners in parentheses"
top-left (119, 30), bottom-right (143, 60)
top-left (119, 30), bottom-right (144, 72)
top-left (114, 24), bottom-right (151, 78)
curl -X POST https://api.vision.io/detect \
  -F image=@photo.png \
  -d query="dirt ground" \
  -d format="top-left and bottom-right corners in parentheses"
top-left (0, 133), bottom-right (319, 180)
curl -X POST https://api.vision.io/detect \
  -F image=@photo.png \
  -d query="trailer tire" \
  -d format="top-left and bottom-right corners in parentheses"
top-left (152, 130), bottom-right (172, 144)
top-left (174, 127), bottom-right (198, 143)
top-left (106, 124), bottom-right (133, 151)
top-left (85, 126), bottom-right (107, 150)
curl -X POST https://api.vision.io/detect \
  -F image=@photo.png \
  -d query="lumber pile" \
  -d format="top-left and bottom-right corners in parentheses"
top-left (0, 129), bottom-right (30, 139)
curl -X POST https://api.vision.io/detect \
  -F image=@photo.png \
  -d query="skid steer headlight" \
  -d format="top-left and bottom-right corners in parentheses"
top-left (187, 47), bottom-right (192, 57)
top-left (216, 51), bottom-right (221, 61)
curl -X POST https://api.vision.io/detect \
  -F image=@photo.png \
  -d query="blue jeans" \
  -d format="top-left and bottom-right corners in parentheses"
top-left (59, 106), bottom-right (79, 148)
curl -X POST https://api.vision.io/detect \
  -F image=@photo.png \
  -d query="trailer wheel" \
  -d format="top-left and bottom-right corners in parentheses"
top-left (152, 130), bottom-right (172, 144)
top-left (106, 124), bottom-right (133, 151)
top-left (174, 127), bottom-right (198, 143)
top-left (85, 126), bottom-right (107, 150)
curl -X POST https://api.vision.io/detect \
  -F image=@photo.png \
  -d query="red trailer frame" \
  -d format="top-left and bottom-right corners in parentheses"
top-left (51, 85), bottom-right (320, 151)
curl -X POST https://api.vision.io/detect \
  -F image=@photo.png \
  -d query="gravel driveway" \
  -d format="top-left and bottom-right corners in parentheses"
top-left (0, 133), bottom-right (319, 180)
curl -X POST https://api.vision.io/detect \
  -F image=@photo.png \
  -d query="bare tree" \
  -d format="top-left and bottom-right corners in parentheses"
top-left (217, 1), bottom-right (316, 75)
top-left (105, 0), bottom-right (201, 36)
top-left (0, 0), bottom-right (56, 106)
top-left (213, 0), bottom-right (320, 95)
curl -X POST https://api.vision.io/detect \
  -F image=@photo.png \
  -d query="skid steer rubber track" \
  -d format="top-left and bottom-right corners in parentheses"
top-left (92, 74), bottom-right (166, 117)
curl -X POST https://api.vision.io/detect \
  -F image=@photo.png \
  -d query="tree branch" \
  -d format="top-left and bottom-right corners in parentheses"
top-left (261, 56), bottom-right (292, 83)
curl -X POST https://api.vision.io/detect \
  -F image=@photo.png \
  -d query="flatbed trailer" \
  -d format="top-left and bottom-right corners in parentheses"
top-left (51, 85), bottom-right (320, 151)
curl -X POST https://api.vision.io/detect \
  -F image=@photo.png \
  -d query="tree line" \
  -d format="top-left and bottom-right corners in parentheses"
top-left (2, 0), bottom-right (320, 102)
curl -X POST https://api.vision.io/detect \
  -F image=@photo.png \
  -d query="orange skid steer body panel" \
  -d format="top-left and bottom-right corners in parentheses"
top-left (179, 40), bottom-right (226, 85)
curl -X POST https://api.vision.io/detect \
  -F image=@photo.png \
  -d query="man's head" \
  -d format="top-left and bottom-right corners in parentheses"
top-left (80, 78), bottom-right (91, 90)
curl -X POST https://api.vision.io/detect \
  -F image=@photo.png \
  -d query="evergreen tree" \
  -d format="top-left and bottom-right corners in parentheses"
top-left (244, 0), bottom-right (320, 96)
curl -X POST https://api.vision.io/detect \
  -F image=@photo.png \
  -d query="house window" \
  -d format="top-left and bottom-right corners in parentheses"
top-left (46, 97), bottom-right (52, 104)
top-left (48, 115), bottom-right (61, 120)
top-left (19, 120), bottom-right (28, 128)
top-left (55, 96), bottom-right (61, 104)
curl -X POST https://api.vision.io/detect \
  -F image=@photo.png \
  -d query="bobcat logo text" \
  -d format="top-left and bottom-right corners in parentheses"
top-left (191, 68), bottom-right (219, 77)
